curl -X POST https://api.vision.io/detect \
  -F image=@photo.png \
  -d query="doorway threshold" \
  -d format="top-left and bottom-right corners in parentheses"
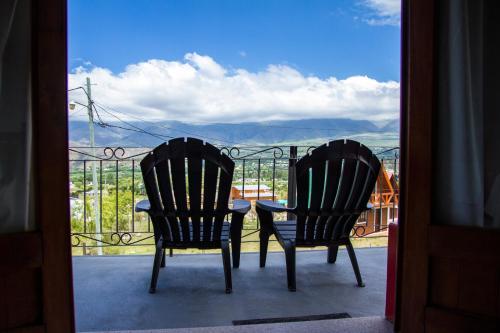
top-left (87, 316), bottom-right (393, 333)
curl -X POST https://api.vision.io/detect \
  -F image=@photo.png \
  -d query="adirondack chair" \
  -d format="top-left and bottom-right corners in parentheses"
top-left (135, 138), bottom-right (250, 294)
top-left (256, 140), bottom-right (381, 291)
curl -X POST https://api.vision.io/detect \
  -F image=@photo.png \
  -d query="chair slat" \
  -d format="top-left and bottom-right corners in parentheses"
top-left (338, 145), bottom-right (373, 236)
top-left (203, 157), bottom-right (219, 242)
top-left (306, 157), bottom-right (326, 241)
top-left (213, 153), bottom-right (234, 242)
top-left (152, 146), bottom-right (180, 243)
top-left (141, 153), bottom-right (169, 242)
top-left (333, 140), bottom-right (359, 210)
top-left (295, 158), bottom-right (310, 241)
top-left (315, 142), bottom-right (343, 240)
top-left (140, 153), bottom-right (163, 213)
top-left (325, 141), bottom-right (358, 241)
top-left (187, 138), bottom-right (203, 242)
top-left (168, 139), bottom-right (190, 242)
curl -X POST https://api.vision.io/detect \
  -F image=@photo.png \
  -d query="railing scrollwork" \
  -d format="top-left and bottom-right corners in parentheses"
top-left (69, 144), bottom-right (399, 250)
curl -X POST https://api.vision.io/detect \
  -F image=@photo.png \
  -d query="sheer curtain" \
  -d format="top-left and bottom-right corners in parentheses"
top-left (0, 0), bottom-right (34, 233)
top-left (435, 0), bottom-right (499, 228)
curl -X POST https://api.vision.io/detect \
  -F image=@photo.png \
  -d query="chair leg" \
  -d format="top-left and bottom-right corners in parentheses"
top-left (230, 213), bottom-right (244, 268)
top-left (149, 246), bottom-right (165, 293)
top-left (346, 241), bottom-right (365, 287)
top-left (284, 242), bottom-right (296, 292)
top-left (161, 250), bottom-right (166, 267)
top-left (169, 248), bottom-right (173, 257)
top-left (259, 230), bottom-right (270, 268)
top-left (327, 245), bottom-right (339, 263)
top-left (221, 241), bottom-right (232, 293)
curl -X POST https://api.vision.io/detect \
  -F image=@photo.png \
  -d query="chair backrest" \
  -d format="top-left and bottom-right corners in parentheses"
top-left (294, 140), bottom-right (381, 244)
top-left (140, 138), bottom-right (235, 245)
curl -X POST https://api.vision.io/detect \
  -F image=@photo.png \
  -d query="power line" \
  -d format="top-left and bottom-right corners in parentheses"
top-left (93, 104), bottom-right (175, 142)
top-left (93, 101), bottom-right (255, 147)
top-left (101, 123), bottom-right (151, 148)
top-left (97, 121), bottom-right (172, 141)
top-left (92, 104), bottom-right (105, 124)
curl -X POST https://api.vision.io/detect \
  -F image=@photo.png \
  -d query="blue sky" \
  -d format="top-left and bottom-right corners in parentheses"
top-left (69, 0), bottom-right (400, 81)
top-left (68, 0), bottom-right (400, 124)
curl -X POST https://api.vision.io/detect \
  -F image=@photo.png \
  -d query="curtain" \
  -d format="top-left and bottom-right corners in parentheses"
top-left (435, 0), bottom-right (500, 228)
top-left (0, 0), bottom-right (34, 233)
top-left (434, 0), bottom-right (485, 227)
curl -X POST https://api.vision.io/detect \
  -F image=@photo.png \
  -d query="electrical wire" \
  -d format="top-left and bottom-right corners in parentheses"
top-left (92, 104), bottom-right (175, 141)
top-left (97, 121), bottom-right (172, 141)
top-left (93, 101), bottom-right (258, 148)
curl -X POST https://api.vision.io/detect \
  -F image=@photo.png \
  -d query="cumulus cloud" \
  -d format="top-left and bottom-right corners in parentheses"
top-left (68, 53), bottom-right (399, 124)
top-left (362, 0), bottom-right (400, 26)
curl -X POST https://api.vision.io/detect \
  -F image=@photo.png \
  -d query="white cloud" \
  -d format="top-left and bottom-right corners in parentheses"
top-left (68, 53), bottom-right (399, 124)
top-left (362, 0), bottom-right (401, 26)
top-left (239, 51), bottom-right (247, 57)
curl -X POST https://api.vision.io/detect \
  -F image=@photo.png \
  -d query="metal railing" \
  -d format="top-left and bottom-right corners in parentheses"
top-left (69, 145), bottom-right (399, 251)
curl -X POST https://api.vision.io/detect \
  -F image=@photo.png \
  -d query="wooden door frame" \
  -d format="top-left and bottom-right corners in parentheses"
top-left (33, 0), bottom-right (75, 331)
top-left (0, 0), bottom-right (73, 332)
top-left (28, 0), bottom-right (439, 332)
top-left (395, 0), bottom-right (435, 331)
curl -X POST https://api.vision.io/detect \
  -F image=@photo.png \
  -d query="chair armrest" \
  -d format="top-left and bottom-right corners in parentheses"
top-left (229, 199), bottom-right (251, 215)
top-left (135, 199), bottom-right (151, 213)
top-left (256, 200), bottom-right (293, 213)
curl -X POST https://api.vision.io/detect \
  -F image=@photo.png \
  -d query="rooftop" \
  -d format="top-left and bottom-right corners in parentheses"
top-left (233, 185), bottom-right (271, 191)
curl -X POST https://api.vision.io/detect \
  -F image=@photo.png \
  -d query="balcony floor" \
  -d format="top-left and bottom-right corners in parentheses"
top-left (73, 247), bottom-right (387, 332)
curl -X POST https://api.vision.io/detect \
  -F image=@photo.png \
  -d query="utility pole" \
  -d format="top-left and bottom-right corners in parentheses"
top-left (86, 77), bottom-right (102, 255)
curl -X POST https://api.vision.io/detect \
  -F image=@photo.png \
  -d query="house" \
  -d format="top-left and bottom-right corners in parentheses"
top-left (230, 184), bottom-right (276, 202)
top-left (356, 163), bottom-right (399, 235)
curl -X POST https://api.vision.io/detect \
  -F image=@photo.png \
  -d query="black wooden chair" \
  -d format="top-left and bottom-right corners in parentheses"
top-left (256, 140), bottom-right (381, 291)
top-left (135, 138), bottom-right (250, 294)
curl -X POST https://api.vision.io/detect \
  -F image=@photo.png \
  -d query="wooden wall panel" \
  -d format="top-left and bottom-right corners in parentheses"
top-left (457, 261), bottom-right (499, 317)
top-left (0, 233), bottom-right (43, 331)
top-left (426, 307), bottom-right (500, 333)
top-left (4, 326), bottom-right (45, 333)
top-left (1, 269), bottom-right (42, 329)
top-left (427, 225), bottom-right (500, 330)
top-left (430, 256), bottom-right (500, 318)
top-left (429, 257), bottom-right (459, 309)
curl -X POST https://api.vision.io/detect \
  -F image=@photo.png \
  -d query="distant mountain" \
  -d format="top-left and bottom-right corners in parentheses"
top-left (69, 118), bottom-right (397, 147)
top-left (380, 119), bottom-right (400, 133)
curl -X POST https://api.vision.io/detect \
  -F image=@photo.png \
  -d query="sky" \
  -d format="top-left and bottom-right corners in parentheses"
top-left (68, 0), bottom-right (401, 124)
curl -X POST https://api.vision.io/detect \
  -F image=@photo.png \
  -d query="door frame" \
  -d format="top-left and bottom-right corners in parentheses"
top-left (395, 0), bottom-right (435, 331)
top-left (33, 0), bottom-right (75, 331)
top-left (31, 0), bottom-right (437, 332)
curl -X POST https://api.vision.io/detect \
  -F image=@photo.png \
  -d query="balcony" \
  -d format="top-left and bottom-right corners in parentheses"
top-left (69, 145), bottom-right (398, 331)
top-left (73, 248), bottom-right (388, 331)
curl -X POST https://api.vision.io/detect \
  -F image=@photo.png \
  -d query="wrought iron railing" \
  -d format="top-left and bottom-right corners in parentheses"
top-left (69, 144), bottom-right (399, 251)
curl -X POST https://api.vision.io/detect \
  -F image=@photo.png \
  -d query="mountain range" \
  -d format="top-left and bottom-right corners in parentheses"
top-left (69, 118), bottom-right (399, 147)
